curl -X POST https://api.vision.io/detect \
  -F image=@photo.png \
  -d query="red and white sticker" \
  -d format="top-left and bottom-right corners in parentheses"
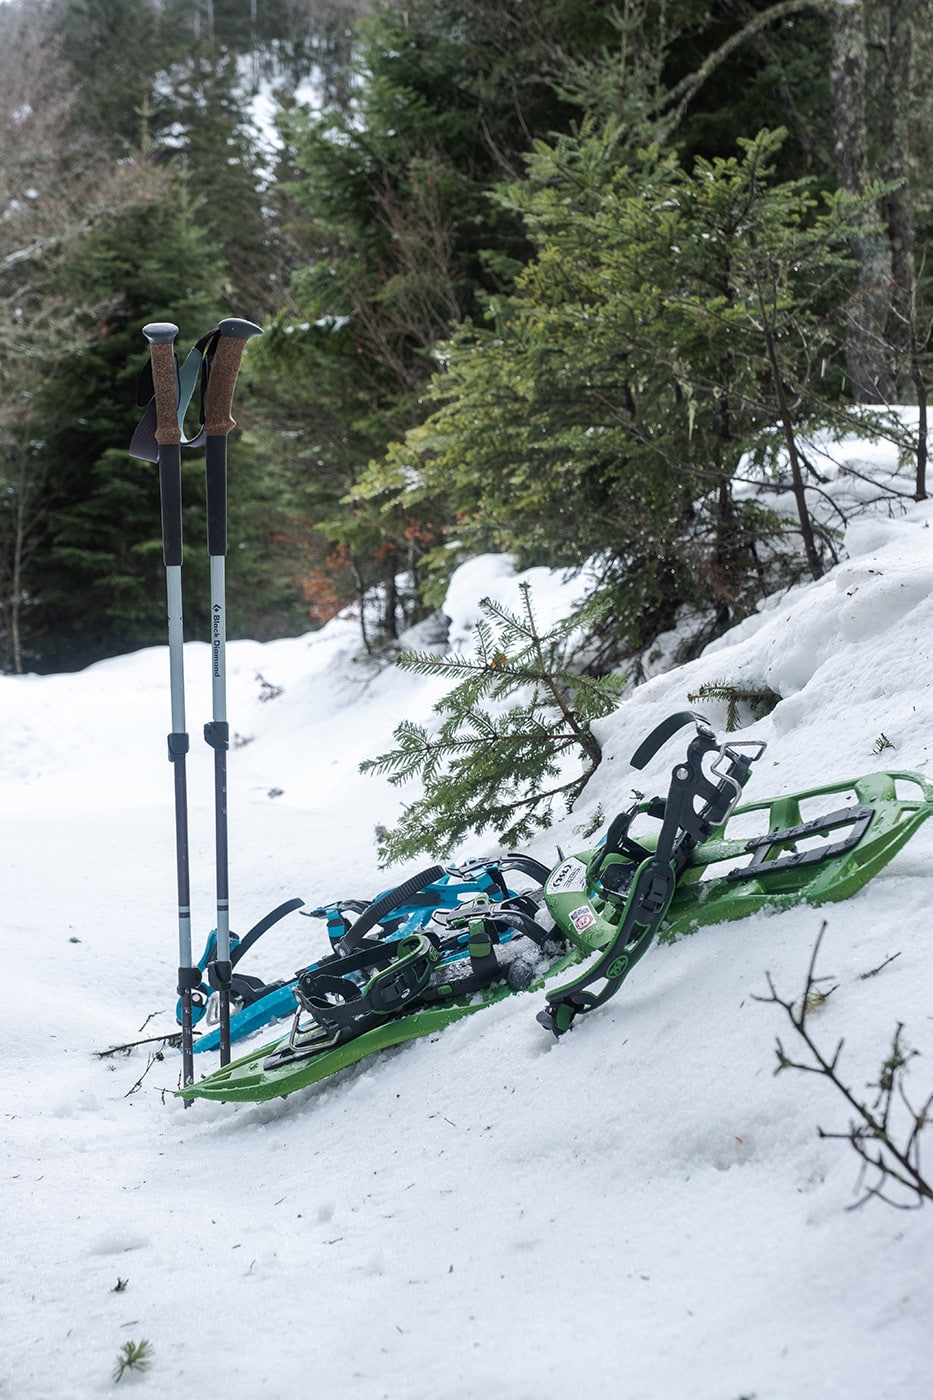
top-left (570, 904), bottom-right (596, 932)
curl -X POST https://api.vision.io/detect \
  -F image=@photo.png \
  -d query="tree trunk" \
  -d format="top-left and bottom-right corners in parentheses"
top-left (829, 0), bottom-right (897, 402)
top-left (879, 0), bottom-right (918, 388)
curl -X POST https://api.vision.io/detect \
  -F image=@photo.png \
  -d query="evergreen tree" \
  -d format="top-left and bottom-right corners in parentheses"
top-left (59, 0), bottom-right (168, 155)
top-left (11, 0), bottom-right (929, 674)
top-left (363, 129), bottom-right (863, 663)
top-left (25, 185), bottom-right (227, 669)
top-left (257, 0), bottom-right (624, 638)
top-left (166, 45), bottom-right (275, 313)
top-left (0, 0), bottom-right (165, 672)
top-left (12, 0), bottom-right (316, 668)
top-left (657, 0), bottom-right (834, 175)
top-left (60, 0), bottom-right (278, 312)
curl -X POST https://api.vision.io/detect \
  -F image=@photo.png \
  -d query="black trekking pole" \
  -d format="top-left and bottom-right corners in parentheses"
top-left (200, 318), bottom-right (263, 1066)
top-left (141, 321), bottom-right (198, 1096)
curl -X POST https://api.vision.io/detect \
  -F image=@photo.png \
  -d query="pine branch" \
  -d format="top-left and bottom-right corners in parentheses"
top-left (687, 679), bottom-right (780, 731)
top-left (362, 586), bottom-right (623, 859)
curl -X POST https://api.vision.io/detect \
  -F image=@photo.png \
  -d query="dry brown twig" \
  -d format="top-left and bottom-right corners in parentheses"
top-left (756, 921), bottom-right (933, 1210)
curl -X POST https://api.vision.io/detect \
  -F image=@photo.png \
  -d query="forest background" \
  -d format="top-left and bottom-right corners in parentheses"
top-left (1, 0), bottom-right (931, 679)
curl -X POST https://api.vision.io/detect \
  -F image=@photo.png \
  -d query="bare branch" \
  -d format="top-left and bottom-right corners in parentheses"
top-left (756, 923), bottom-right (933, 1209)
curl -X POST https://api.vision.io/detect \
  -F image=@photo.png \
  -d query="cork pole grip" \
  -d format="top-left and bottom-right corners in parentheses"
top-left (203, 318), bottom-right (263, 438)
top-left (142, 322), bottom-right (182, 446)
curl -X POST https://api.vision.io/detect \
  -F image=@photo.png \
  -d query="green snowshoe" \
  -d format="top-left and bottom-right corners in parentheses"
top-left (178, 713), bottom-right (933, 1104)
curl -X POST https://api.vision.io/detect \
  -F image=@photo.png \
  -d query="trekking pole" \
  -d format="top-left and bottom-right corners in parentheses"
top-left (201, 318), bottom-right (263, 1066)
top-left (142, 320), bottom-right (197, 1097)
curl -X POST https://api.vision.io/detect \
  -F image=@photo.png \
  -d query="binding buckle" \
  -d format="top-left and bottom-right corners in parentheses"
top-left (292, 934), bottom-right (441, 1041)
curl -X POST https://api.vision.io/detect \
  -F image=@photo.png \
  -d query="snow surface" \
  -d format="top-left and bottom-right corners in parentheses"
top-left (2, 460), bottom-right (933, 1398)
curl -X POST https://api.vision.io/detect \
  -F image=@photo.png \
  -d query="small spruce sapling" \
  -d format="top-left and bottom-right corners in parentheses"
top-left (361, 584), bottom-right (623, 862)
top-left (112, 1338), bottom-right (154, 1382)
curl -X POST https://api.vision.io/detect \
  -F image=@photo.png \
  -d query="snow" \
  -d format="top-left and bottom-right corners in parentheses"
top-left (3, 446), bottom-right (933, 1397)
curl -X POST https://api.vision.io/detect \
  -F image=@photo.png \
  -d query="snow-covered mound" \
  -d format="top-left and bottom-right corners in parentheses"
top-left (1, 483), bottom-right (931, 1397)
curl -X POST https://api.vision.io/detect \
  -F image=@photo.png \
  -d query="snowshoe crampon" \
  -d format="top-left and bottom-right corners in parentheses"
top-left (177, 713), bottom-right (933, 1103)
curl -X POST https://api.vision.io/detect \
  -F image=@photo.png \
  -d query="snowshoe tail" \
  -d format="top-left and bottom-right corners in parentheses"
top-left (664, 769), bottom-right (933, 931)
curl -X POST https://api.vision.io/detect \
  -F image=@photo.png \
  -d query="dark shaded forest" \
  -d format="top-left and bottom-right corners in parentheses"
top-left (1, 0), bottom-right (930, 674)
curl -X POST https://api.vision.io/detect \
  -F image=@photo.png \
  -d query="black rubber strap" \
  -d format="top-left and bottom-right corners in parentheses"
top-left (229, 973), bottom-right (288, 1007)
top-left (441, 900), bottom-right (556, 951)
top-left (337, 865), bottom-right (446, 953)
top-left (229, 898), bottom-right (305, 968)
top-left (630, 711), bottom-right (706, 770)
top-left (297, 935), bottom-right (440, 1038)
top-left (499, 854), bottom-right (552, 884)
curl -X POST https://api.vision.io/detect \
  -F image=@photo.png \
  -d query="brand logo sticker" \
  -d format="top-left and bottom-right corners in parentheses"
top-left (548, 859), bottom-right (588, 894)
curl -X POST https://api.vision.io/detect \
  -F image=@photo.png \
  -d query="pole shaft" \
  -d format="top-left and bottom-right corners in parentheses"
top-left (172, 742), bottom-right (195, 1090)
top-left (165, 566), bottom-right (187, 734)
top-left (142, 320), bottom-right (196, 1096)
top-left (206, 552), bottom-right (232, 1063)
top-left (201, 318), bottom-right (261, 1067)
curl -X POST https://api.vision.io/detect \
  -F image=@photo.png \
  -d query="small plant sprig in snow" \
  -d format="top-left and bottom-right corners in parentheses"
top-left (686, 680), bottom-right (780, 732)
top-left (113, 1338), bottom-right (154, 1382)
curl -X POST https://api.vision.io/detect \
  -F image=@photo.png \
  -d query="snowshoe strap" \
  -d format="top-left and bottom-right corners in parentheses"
top-left (593, 804), bottom-right (656, 874)
top-left (204, 972), bottom-right (290, 1021)
top-left (182, 900), bottom-right (304, 1024)
top-left (304, 900), bottom-right (371, 943)
top-left (229, 898), bottom-right (306, 968)
top-left (497, 854), bottom-right (553, 884)
top-left (450, 854), bottom-right (552, 892)
top-left (442, 895), bottom-right (556, 950)
top-left (539, 717), bottom-right (764, 1036)
top-left (291, 887), bottom-right (564, 1044)
top-left (630, 711), bottom-right (709, 770)
top-left (228, 973), bottom-right (288, 1008)
top-left (335, 865), bottom-right (446, 954)
top-left (536, 853), bottom-right (675, 1034)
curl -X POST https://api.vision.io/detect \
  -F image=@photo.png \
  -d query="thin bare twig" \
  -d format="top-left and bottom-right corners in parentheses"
top-left (755, 922), bottom-right (933, 1210)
